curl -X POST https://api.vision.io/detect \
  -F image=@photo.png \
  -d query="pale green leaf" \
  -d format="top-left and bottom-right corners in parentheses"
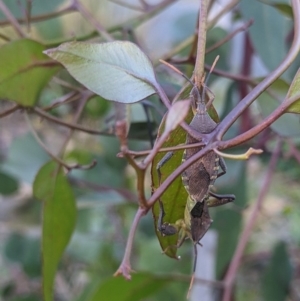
top-left (44, 41), bottom-right (157, 103)
top-left (165, 100), bottom-right (190, 132)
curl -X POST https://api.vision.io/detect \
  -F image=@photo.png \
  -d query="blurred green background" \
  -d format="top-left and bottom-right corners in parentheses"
top-left (0, 0), bottom-right (300, 300)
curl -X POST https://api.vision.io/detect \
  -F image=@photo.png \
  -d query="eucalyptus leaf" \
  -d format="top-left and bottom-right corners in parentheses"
top-left (44, 41), bottom-right (157, 103)
top-left (165, 100), bottom-right (190, 132)
top-left (33, 161), bottom-right (76, 301)
top-left (151, 108), bottom-right (193, 259)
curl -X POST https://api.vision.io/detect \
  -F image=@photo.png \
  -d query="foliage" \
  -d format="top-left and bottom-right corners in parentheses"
top-left (0, 1), bottom-right (300, 301)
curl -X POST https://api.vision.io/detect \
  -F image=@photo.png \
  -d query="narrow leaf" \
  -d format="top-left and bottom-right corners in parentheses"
top-left (165, 100), bottom-right (190, 132)
top-left (33, 161), bottom-right (76, 301)
top-left (44, 41), bottom-right (157, 103)
top-left (285, 68), bottom-right (300, 113)
top-left (151, 108), bottom-right (193, 259)
top-left (0, 39), bottom-right (60, 106)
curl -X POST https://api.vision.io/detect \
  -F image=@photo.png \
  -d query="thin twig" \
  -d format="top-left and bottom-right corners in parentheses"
top-left (52, 77), bottom-right (85, 92)
top-left (205, 20), bottom-right (253, 54)
top-left (69, 177), bottom-right (138, 203)
top-left (121, 141), bottom-right (205, 157)
top-left (0, 104), bottom-right (20, 118)
top-left (115, 120), bottom-right (148, 208)
top-left (205, 65), bottom-right (254, 83)
top-left (222, 139), bottom-right (283, 301)
top-left (24, 111), bottom-right (73, 170)
top-left (42, 91), bottom-right (81, 111)
top-left (222, 93), bottom-right (300, 149)
top-left (109, 0), bottom-right (146, 11)
top-left (72, 0), bottom-right (114, 42)
top-left (114, 207), bottom-right (146, 279)
top-left (0, 0), bottom-right (25, 37)
top-left (33, 107), bottom-right (112, 136)
top-left (0, 3), bottom-right (75, 26)
top-left (25, 110), bottom-right (97, 172)
top-left (58, 94), bottom-right (90, 156)
top-left (207, 0), bottom-right (239, 29)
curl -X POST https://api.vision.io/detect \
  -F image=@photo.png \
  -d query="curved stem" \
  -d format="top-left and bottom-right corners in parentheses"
top-left (114, 207), bottom-right (146, 279)
top-left (0, 104), bottom-right (20, 118)
top-left (0, 0), bottom-right (25, 37)
top-left (147, 144), bottom-right (212, 208)
top-left (123, 141), bottom-right (205, 157)
top-left (222, 93), bottom-right (300, 149)
top-left (72, 0), bottom-right (114, 42)
top-left (58, 94), bottom-right (90, 156)
top-left (205, 20), bottom-right (253, 54)
top-left (207, 0), bottom-right (239, 29)
top-left (33, 107), bottom-right (112, 136)
top-left (25, 112), bottom-right (72, 170)
top-left (0, 3), bottom-right (75, 26)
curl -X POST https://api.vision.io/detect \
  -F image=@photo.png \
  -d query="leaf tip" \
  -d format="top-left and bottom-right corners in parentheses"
top-left (43, 48), bottom-right (56, 57)
top-left (165, 99), bottom-right (191, 132)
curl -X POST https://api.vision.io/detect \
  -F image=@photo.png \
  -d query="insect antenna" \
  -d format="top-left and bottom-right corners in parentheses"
top-left (159, 59), bottom-right (202, 102)
top-left (203, 55), bottom-right (219, 110)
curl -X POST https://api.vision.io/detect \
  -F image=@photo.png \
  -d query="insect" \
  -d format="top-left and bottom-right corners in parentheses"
top-left (156, 62), bottom-right (235, 248)
top-left (155, 71), bottom-right (235, 296)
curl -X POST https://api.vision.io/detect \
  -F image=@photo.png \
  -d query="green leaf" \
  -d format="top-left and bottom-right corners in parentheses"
top-left (151, 108), bottom-right (193, 259)
top-left (0, 39), bottom-right (60, 106)
top-left (261, 241), bottom-right (292, 301)
top-left (33, 161), bottom-right (76, 301)
top-left (285, 69), bottom-right (300, 113)
top-left (44, 41), bottom-right (157, 103)
top-left (151, 85), bottom-right (220, 258)
top-left (240, 0), bottom-right (291, 71)
top-left (86, 274), bottom-right (170, 301)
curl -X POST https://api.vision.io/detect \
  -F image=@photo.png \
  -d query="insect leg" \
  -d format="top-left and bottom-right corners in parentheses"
top-left (157, 199), bottom-right (178, 236)
top-left (156, 151), bottom-right (174, 184)
top-left (216, 156), bottom-right (227, 178)
top-left (207, 191), bottom-right (235, 207)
